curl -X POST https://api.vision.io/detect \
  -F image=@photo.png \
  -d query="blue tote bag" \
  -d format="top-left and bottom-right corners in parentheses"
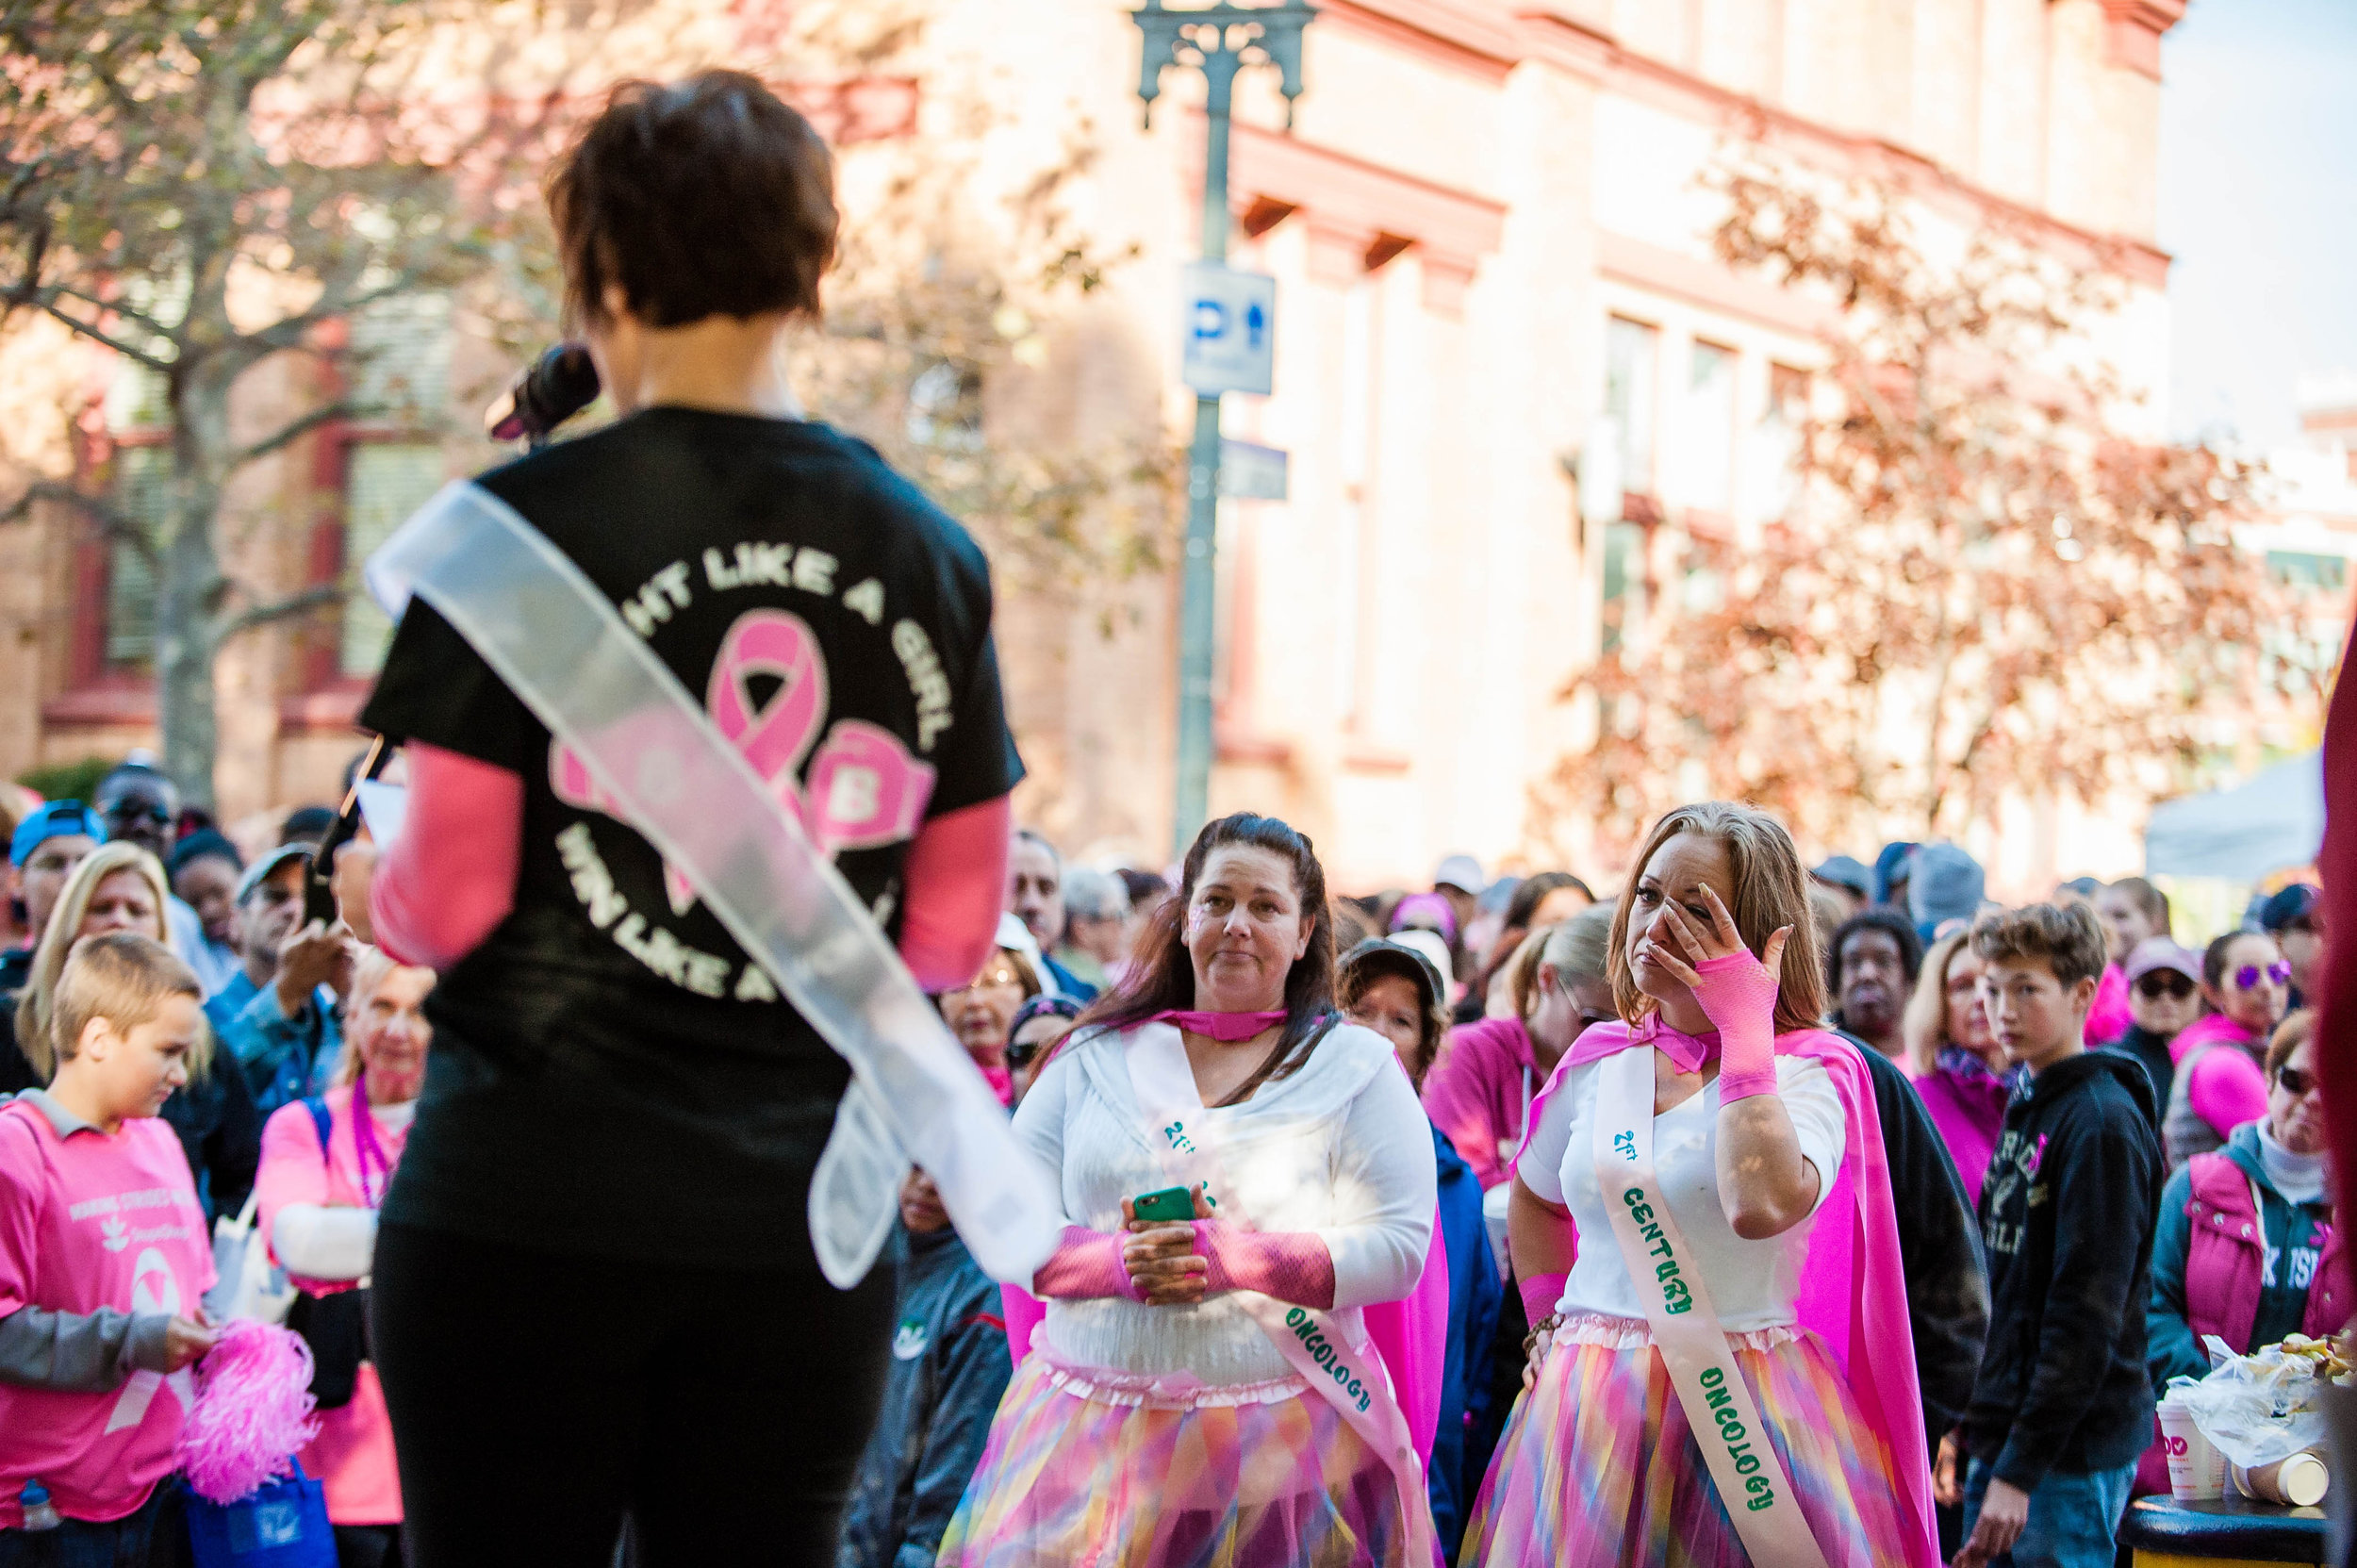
top-left (182, 1463), bottom-right (337, 1568)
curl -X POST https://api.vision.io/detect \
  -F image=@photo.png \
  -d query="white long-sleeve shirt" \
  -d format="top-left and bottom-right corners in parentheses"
top-left (1016, 1020), bottom-right (1436, 1389)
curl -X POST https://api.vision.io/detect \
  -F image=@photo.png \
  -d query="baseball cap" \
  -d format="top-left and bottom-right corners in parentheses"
top-left (1810, 855), bottom-right (1871, 899)
top-left (10, 801), bottom-right (105, 867)
top-left (1341, 936), bottom-right (1448, 1016)
top-left (2261, 883), bottom-right (2321, 933)
top-left (1386, 930), bottom-right (1456, 1000)
top-left (1433, 854), bottom-right (1486, 896)
top-left (2124, 937), bottom-right (2201, 987)
top-left (1390, 892), bottom-right (1459, 945)
top-left (234, 843), bottom-right (314, 904)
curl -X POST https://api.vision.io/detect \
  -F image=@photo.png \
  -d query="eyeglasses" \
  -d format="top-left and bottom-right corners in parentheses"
top-left (2234, 961), bottom-right (2293, 991)
top-left (103, 801), bottom-right (173, 826)
top-left (2134, 973), bottom-right (2197, 1001)
top-left (2277, 1065), bottom-right (2318, 1098)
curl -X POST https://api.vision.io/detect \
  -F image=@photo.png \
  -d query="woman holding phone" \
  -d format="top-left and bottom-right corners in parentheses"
top-left (941, 813), bottom-right (1441, 1566)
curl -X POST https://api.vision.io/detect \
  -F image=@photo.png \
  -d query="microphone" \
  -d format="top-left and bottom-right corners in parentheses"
top-left (485, 344), bottom-right (602, 444)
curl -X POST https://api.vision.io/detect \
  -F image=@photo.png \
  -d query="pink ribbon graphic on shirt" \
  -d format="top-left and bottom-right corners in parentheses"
top-left (552, 608), bottom-right (936, 916)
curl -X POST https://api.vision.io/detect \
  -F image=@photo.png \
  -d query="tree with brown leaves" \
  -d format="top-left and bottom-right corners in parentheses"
top-left (1539, 153), bottom-right (2303, 865)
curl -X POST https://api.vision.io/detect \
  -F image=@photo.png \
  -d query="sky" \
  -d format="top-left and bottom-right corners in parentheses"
top-left (2158, 0), bottom-right (2357, 448)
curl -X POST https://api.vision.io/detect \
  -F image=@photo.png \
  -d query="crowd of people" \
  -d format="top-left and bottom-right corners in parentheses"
top-left (0, 66), bottom-right (2345, 1568)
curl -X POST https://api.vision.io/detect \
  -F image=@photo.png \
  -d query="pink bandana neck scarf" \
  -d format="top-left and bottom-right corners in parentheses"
top-left (1154, 1009), bottom-right (1289, 1042)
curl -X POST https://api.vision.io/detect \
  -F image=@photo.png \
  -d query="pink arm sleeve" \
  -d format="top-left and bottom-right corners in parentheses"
top-left (897, 794), bottom-right (1013, 992)
top-left (1030, 1226), bottom-right (1146, 1302)
top-left (2188, 1046), bottom-right (2271, 1139)
top-left (1195, 1219), bottom-right (1337, 1310)
top-left (371, 742), bottom-right (523, 971)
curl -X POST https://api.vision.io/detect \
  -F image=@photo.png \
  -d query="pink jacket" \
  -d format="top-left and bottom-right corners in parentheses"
top-left (1421, 1015), bottom-right (1541, 1190)
top-left (2087, 964), bottom-right (2134, 1048)
top-left (2183, 1151), bottom-right (2346, 1350)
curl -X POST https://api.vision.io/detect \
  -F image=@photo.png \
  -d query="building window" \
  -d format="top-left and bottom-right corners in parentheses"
top-left (1755, 362), bottom-right (1809, 520)
top-left (340, 444), bottom-right (444, 676)
top-left (104, 446), bottom-right (173, 671)
top-left (2267, 551), bottom-right (2349, 592)
top-left (1686, 341), bottom-right (1737, 513)
top-left (1605, 317), bottom-right (1658, 501)
top-left (1601, 520), bottom-right (1649, 654)
top-left (336, 296), bottom-right (453, 680)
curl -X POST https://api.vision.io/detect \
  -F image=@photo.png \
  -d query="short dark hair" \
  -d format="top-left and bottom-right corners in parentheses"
top-left (2203, 929), bottom-right (2280, 990)
top-left (549, 71), bottom-right (837, 330)
top-left (1971, 903), bottom-right (2107, 989)
top-left (1827, 909), bottom-right (1924, 996)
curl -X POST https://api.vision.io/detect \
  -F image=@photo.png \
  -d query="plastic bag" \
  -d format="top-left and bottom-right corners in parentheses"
top-left (2178, 1335), bottom-right (2332, 1469)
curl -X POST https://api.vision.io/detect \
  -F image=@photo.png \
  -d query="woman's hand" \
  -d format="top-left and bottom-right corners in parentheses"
top-left (1648, 887), bottom-right (1789, 1038)
top-left (161, 1313), bottom-right (223, 1374)
top-left (1522, 1320), bottom-right (1558, 1393)
top-left (1121, 1188), bottom-right (1211, 1307)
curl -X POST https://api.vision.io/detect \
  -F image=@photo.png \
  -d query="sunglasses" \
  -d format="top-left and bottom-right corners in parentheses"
top-left (2234, 961), bottom-right (2293, 991)
top-left (2277, 1065), bottom-right (2318, 1098)
top-left (2134, 973), bottom-right (2197, 1001)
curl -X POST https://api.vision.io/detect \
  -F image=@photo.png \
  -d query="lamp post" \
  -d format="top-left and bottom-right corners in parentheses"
top-left (1132, 0), bottom-right (1312, 858)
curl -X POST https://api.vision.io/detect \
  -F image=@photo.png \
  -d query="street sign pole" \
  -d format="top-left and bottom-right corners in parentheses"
top-left (1133, 0), bottom-right (1312, 860)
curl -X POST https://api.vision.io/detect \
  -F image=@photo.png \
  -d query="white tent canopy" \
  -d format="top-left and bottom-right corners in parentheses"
top-left (2144, 751), bottom-right (2324, 883)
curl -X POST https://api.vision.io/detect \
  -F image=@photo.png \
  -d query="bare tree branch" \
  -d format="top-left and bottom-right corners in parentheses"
top-left (233, 400), bottom-right (358, 469)
top-left (214, 583), bottom-right (344, 642)
top-left (29, 296), bottom-right (174, 372)
top-left (0, 482), bottom-right (155, 566)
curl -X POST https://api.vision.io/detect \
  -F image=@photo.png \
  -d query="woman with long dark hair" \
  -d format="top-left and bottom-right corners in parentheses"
top-left (941, 813), bottom-right (1442, 1566)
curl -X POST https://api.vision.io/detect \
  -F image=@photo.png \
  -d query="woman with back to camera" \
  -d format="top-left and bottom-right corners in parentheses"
top-left (1461, 801), bottom-right (1938, 1568)
top-left (940, 814), bottom-right (1442, 1566)
top-left (349, 72), bottom-right (1027, 1565)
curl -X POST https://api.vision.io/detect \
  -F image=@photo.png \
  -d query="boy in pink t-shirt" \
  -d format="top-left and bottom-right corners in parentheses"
top-left (0, 933), bottom-right (219, 1549)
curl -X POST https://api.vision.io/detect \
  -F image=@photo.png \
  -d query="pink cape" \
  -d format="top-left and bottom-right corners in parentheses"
top-left (1513, 1020), bottom-right (1940, 1568)
top-left (998, 1205), bottom-right (1450, 1468)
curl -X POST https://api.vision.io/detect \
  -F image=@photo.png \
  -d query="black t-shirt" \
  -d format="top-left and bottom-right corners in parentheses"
top-left (359, 408), bottom-right (1024, 1271)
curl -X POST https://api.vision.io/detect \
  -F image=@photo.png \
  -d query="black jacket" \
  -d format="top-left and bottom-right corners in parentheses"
top-left (836, 1222), bottom-right (1013, 1568)
top-left (1965, 1049), bottom-right (2162, 1490)
top-left (2103, 1027), bottom-right (2176, 1140)
top-left (1845, 1033), bottom-right (1991, 1449)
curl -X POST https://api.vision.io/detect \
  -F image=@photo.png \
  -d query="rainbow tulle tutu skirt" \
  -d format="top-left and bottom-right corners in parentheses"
top-left (1459, 1314), bottom-right (1911, 1568)
top-left (939, 1353), bottom-right (1423, 1567)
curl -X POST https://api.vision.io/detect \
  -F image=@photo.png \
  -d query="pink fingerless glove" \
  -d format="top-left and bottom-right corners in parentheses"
top-left (1192, 1220), bottom-right (1336, 1310)
top-left (1031, 1226), bottom-right (1146, 1303)
top-left (1690, 951), bottom-right (1781, 1103)
top-left (1520, 1270), bottom-right (1568, 1326)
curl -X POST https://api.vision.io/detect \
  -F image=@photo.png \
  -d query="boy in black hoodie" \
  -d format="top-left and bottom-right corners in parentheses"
top-left (1956, 903), bottom-right (2161, 1568)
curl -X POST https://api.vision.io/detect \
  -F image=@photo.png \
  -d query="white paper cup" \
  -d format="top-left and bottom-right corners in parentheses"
top-left (2232, 1451), bottom-right (2330, 1508)
top-left (2158, 1400), bottom-right (2227, 1501)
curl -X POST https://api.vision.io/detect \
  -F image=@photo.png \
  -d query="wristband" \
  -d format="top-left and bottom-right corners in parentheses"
top-left (1519, 1269), bottom-right (1568, 1327)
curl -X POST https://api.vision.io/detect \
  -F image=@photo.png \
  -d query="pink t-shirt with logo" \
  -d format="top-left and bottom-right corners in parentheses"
top-left (0, 1098), bottom-right (214, 1526)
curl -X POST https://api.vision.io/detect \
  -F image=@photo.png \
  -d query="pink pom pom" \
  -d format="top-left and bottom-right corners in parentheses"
top-left (174, 1320), bottom-right (321, 1504)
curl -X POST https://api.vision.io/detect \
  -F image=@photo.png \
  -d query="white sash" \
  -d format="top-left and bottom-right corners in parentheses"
top-left (364, 480), bottom-right (1061, 1289)
top-left (1593, 1048), bottom-right (1834, 1568)
top-left (1124, 1026), bottom-right (1436, 1566)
